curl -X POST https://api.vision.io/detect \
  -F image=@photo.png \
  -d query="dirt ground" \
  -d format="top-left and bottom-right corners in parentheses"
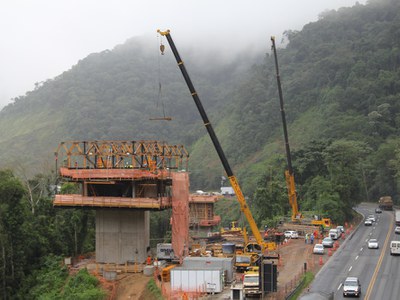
top-left (105, 224), bottom-right (359, 299)
top-left (113, 273), bottom-right (152, 299)
top-left (276, 237), bottom-right (323, 287)
top-left (107, 239), bottom-right (324, 300)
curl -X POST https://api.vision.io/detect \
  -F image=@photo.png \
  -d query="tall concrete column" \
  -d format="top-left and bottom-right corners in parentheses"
top-left (96, 209), bottom-right (150, 264)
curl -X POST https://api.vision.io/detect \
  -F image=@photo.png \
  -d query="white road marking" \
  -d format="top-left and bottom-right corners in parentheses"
top-left (355, 255), bottom-right (359, 260)
top-left (338, 283), bottom-right (343, 291)
top-left (349, 266), bottom-right (353, 272)
top-left (360, 247), bottom-right (363, 251)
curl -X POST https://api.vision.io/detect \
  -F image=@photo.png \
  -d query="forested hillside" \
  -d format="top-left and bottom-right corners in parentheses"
top-left (1, 0), bottom-right (400, 296)
top-left (0, 0), bottom-right (399, 218)
top-left (239, 0), bottom-right (400, 224)
top-left (0, 35), bottom-right (256, 176)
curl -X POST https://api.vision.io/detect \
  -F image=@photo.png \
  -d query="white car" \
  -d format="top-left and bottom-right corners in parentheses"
top-left (367, 214), bottom-right (376, 222)
top-left (284, 230), bottom-right (299, 239)
top-left (367, 238), bottom-right (379, 249)
top-left (343, 277), bottom-right (361, 297)
top-left (322, 237), bottom-right (334, 248)
top-left (364, 219), bottom-right (373, 226)
top-left (313, 244), bottom-right (324, 255)
top-left (336, 225), bottom-right (345, 233)
top-left (395, 226), bottom-right (400, 234)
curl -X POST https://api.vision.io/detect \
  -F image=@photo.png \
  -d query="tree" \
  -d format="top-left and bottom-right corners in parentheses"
top-left (324, 139), bottom-right (371, 209)
top-left (0, 170), bottom-right (28, 299)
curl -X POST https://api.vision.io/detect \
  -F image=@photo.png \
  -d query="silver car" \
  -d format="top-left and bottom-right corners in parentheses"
top-left (367, 238), bottom-right (379, 249)
top-left (322, 237), bottom-right (334, 248)
top-left (313, 244), bottom-right (324, 255)
top-left (395, 226), bottom-right (400, 234)
top-left (343, 277), bottom-right (361, 297)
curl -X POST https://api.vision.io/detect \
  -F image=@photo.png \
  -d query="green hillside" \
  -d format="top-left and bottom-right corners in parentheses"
top-left (1, 0), bottom-right (400, 219)
top-left (3, 0), bottom-right (400, 297)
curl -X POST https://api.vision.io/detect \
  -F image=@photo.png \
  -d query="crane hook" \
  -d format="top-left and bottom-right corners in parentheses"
top-left (160, 43), bottom-right (165, 55)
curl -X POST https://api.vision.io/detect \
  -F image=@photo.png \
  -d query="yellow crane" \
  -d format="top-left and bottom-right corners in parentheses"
top-left (271, 36), bottom-right (331, 228)
top-left (158, 29), bottom-right (277, 256)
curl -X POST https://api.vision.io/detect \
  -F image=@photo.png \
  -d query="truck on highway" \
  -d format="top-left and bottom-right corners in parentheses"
top-left (379, 196), bottom-right (393, 211)
top-left (395, 210), bottom-right (400, 226)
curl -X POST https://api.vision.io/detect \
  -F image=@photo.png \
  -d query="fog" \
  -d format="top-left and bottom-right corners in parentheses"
top-left (0, 0), bottom-right (367, 109)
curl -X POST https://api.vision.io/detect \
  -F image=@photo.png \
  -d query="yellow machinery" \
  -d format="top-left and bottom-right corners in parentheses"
top-left (271, 36), bottom-right (331, 228)
top-left (220, 221), bottom-right (242, 235)
top-left (158, 29), bottom-right (277, 256)
top-left (235, 227), bottom-right (277, 272)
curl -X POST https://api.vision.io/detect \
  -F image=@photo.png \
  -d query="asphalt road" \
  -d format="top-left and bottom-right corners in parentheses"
top-left (309, 203), bottom-right (400, 299)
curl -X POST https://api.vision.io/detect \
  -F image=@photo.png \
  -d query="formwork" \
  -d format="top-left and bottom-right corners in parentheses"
top-left (53, 140), bottom-right (190, 263)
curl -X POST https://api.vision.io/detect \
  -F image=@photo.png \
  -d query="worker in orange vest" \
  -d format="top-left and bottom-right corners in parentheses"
top-left (146, 255), bottom-right (152, 265)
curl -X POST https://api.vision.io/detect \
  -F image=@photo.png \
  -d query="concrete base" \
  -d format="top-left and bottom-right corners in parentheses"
top-left (96, 209), bottom-right (150, 264)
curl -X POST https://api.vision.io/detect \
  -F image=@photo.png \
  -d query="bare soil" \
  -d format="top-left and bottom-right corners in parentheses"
top-left (112, 273), bottom-right (153, 300)
top-left (107, 239), bottom-right (321, 299)
top-left (108, 222), bottom-right (360, 299)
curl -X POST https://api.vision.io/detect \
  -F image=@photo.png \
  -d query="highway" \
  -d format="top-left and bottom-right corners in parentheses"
top-left (309, 203), bottom-right (400, 299)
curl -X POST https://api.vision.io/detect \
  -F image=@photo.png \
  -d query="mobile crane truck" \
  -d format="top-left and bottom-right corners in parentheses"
top-left (271, 36), bottom-right (331, 229)
top-left (158, 29), bottom-right (278, 259)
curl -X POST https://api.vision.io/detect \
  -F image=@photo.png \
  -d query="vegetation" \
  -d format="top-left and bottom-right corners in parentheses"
top-left (1, 0), bottom-right (400, 296)
top-left (288, 271), bottom-right (315, 300)
top-left (20, 255), bottom-right (106, 300)
top-left (145, 278), bottom-right (164, 300)
top-left (0, 170), bottom-right (99, 298)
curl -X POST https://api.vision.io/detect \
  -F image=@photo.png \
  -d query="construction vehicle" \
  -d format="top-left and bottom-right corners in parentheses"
top-left (271, 36), bottom-right (331, 229)
top-left (379, 196), bottom-right (393, 211)
top-left (158, 29), bottom-right (277, 257)
top-left (220, 221), bottom-right (242, 235)
top-left (235, 227), bottom-right (264, 272)
top-left (243, 267), bottom-right (262, 298)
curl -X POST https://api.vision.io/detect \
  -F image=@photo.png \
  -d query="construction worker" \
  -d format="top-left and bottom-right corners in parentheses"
top-left (146, 255), bottom-right (152, 265)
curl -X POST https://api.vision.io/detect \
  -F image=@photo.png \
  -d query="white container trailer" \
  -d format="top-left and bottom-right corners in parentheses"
top-left (182, 256), bottom-right (235, 283)
top-left (171, 268), bottom-right (224, 294)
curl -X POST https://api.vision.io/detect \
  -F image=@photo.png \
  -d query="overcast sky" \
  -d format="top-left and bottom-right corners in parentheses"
top-left (0, 0), bottom-right (367, 109)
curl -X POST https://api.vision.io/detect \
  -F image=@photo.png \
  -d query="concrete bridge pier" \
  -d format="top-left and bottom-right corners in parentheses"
top-left (95, 209), bottom-right (150, 264)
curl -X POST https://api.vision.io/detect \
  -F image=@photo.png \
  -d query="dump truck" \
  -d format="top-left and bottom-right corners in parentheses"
top-left (243, 269), bottom-right (261, 298)
top-left (379, 196), bottom-right (393, 211)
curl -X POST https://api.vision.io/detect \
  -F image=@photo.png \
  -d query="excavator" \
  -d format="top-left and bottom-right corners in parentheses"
top-left (271, 36), bottom-right (331, 229)
top-left (158, 29), bottom-right (278, 257)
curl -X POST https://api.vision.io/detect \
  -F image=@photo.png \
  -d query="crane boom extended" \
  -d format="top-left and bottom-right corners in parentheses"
top-left (271, 36), bottom-right (301, 222)
top-left (158, 29), bottom-right (272, 252)
top-left (271, 37), bottom-right (331, 229)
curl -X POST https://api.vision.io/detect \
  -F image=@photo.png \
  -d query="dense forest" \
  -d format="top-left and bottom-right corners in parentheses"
top-left (1, 0), bottom-right (400, 297)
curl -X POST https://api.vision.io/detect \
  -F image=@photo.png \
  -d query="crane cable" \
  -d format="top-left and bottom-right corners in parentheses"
top-left (150, 34), bottom-right (171, 121)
